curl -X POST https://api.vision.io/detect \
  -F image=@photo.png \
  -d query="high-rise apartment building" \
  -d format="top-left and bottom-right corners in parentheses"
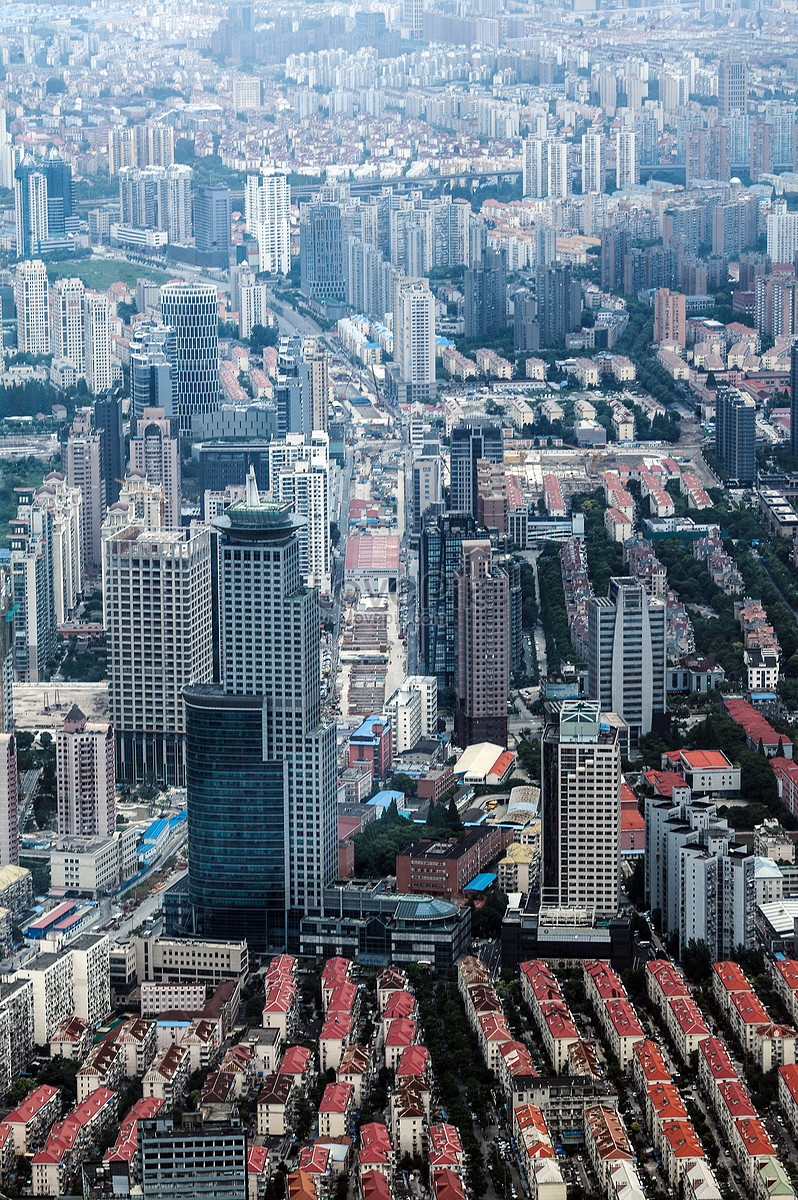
top-left (749, 119), bottom-right (773, 183)
top-left (270, 436), bottom-right (331, 593)
top-left (130, 408), bottom-right (182, 529)
top-left (522, 138), bottom-right (569, 199)
top-left (130, 322), bottom-right (177, 421)
top-left (791, 345), bottom-right (798, 458)
top-left (718, 53), bottom-right (747, 118)
top-left (237, 265), bottom-right (270, 340)
top-left (15, 259), bottom-right (49, 355)
top-left (715, 387), bottom-right (756, 486)
top-left (117, 165), bottom-right (192, 242)
top-left (536, 262), bottom-right (581, 347)
top-left (244, 172), bottom-right (290, 275)
top-left (14, 158), bottom-right (49, 258)
top-left (587, 577), bottom-right (667, 755)
top-left (0, 108), bottom-right (13, 191)
top-left (139, 1116), bottom-right (246, 1200)
top-left (64, 410), bottom-right (103, 571)
top-left (56, 704), bottom-right (115, 839)
top-left (454, 541), bottom-right (510, 748)
top-left (304, 339), bottom-right (329, 434)
top-left (83, 293), bottom-right (113, 394)
top-left (541, 700), bottom-right (621, 918)
top-left (600, 228), bottom-right (629, 292)
top-left (412, 447), bottom-right (441, 537)
top-left (391, 275), bottom-right (437, 403)
top-left (135, 123), bottom-right (175, 170)
top-left (50, 277), bottom-right (85, 373)
top-left (9, 494), bottom-right (57, 682)
top-left (0, 735), bottom-right (17, 866)
top-left (685, 125), bottom-right (729, 185)
top-left (581, 132), bottom-right (603, 194)
top-left (184, 475), bottom-right (336, 948)
top-left (450, 421), bottom-right (503, 519)
top-left (615, 129), bottom-right (639, 189)
top-left (766, 201), bottom-right (798, 264)
top-left (107, 125), bottom-right (137, 175)
top-left (27, 473), bottom-right (83, 624)
top-left (160, 281), bottom-right (219, 433)
top-left (463, 250), bottom-right (506, 339)
top-left (653, 287), bottom-right (686, 346)
top-left (0, 571), bottom-right (14, 734)
top-left (102, 523), bottom-right (213, 787)
top-left (419, 508), bottom-right (478, 687)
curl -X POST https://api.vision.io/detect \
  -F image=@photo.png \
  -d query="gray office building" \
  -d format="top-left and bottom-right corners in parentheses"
top-left (464, 250), bottom-right (507, 339)
top-left (194, 187), bottom-right (232, 263)
top-left (130, 323), bottom-right (178, 422)
top-left (300, 201), bottom-right (346, 304)
top-left (160, 281), bottom-right (219, 433)
top-left (139, 1116), bottom-right (246, 1200)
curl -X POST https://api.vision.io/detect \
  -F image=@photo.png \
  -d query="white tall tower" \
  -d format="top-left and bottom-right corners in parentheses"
top-left (0, 109), bottom-right (13, 191)
top-left (244, 171), bottom-right (291, 275)
top-left (274, 453), bottom-right (331, 593)
top-left (393, 275), bottom-right (436, 400)
top-left (581, 132), bottom-right (603, 194)
top-left (15, 260), bottom-right (49, 355)
top-left (83, 292), bottom-right (113, 394)
top-left (616, 129), bottom-right (639, 189)
top-left (50, 277), bottom-right (85, 372)
top-left (547, 139), bottom-right (569, 200)
top-left (523, 138), bottom-right (547, 198)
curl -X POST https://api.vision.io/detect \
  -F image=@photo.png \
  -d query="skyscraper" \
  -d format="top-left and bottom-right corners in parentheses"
top-left (450, 421), bottom-right (503, 519)
top-left (14, 158), bottom-right (49, 258)
top-left (94, 389), bottom-right (124, 509)
top-left (83, 293), bottom-right (113, 395)
top-left (50, 277), bottom-right (85, 373)
top-left (0, 108), bottom-right (13, 191)
top-left (130, 408), bottom-right (182, 530)
top-left (581, 132), bottom-right (603, 194)
top-left (300, 198), bottom-right (346, 304)
top-left (129, 322), bottom-right (177, 421)
top-left (536, 263), bottom-right (581, 347)
top-left (9, 492), bottom-right (57, 682)
top-left (522, 138), bottom-right (569, 200)
top-left (615, 129), bottom-right (639, 189)
top-left (193, 187), bottom-right (232, 263)
top-left (305, 339), bottom-right (330, 434)
top-left (0, 734), bottom-right (18, 867)
top-left (463, 250), bottom-right (507, 339)
top-left (185, 473), bottom-right (336, 947)
top-left (103, 519), bottom-right (213, 788)
top-left (160, 281), bottom-right (220, 433)
top-left (541, 700), bottom-right (621, 918)
top-left (454, 541), bottom-right (510, 748)
top-left (791, 344), bottom-right (798, 459)
top-left (270, 435), bottom-right (331, 593)
top-left (117, 164), bottom-right (192, 242)
top-left (244, 172), bottom-right (290, 275)
top-left (419, 508), bottom-right (477, 687)
top-left (391, 275), bottom-right (436, 403)
top-left (56, 705), bottom-right (115, 839)
top-left (587, 577), bottom-right (667, 755)
top-left (64, 410), bottom-right (103, 570)
top-left (715, 387), bottom-right (756, 486)
top-left (274, 338), bottom-right (312, 440)
top-left (15, 260), bottom-right (49, 355)
top-left (718, 53), bottom-right (747, 119)
top-left (41, 149), bottom-right (76, 240)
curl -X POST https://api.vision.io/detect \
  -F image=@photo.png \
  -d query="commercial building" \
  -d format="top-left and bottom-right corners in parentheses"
top-left (454, 541), bottom-right (510, 748)
top-left (139, 1113), bottom-right (246, 1199)
top-left (194, 187), bottom-right (232, 265)
top-left (160, 281), bottom-right (220, 433)
top-left (184, 473), bottom-right (336, 950)
top-left (130, 323), bottom-right (177, 422)
top-left (270, 434), bottom-right (331, 592)
top-left (419, 508), bottom-right (478, 687)
top-left (541, 700), bottom-right (622, 918)
top-left (244, 172), bottom-right (290, 275)
top-left (56, 705), bottom-right (115, 839)
top-left (102, 522), bottom-right (213, 787)
top-left (716, 388), bottom-right (755, 486)
top-left (450, 421), bottom-right (503, 520)
top-left (50, 828), bottom-right (139, 896)
top-left (587, 577), bottom-right (667, 756)
top-left (718, 53), bottom-right (747, 118)
top-left (83, 293), bottom-right (113, 395)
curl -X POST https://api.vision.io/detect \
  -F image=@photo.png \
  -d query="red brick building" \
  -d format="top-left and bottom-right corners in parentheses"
top-left (395, 828), bottom-right (509, 898)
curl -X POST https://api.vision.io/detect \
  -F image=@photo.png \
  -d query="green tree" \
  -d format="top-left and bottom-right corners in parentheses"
top-left (682, 938), bottom-right (712, 984)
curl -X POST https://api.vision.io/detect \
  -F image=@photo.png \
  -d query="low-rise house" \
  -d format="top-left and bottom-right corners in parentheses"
top-left (391, 1081), bottom-right (427, 1158)
top-left (116, 1016), bottom-right (157, 1077)
top-left (318, 1082), bottom-right (354, 1139)
top-left (31, 1087), bottom-right (117, 1198)
top-left (396, 1045), bottom-right (430, 1084)
top-left (660, 1120), bottom-right (706, 1191)
top-left (339, 1044), bottom-right (372, 1105)
top-left (181, 1016), bottom-right (222, 1072)
top-left (361, 1168), bottom-right (394, 1200)
top-left (646, 1082), bottom-right (688, 1151)
top-left (698, 1037), bottom-right (737, 1108)
top-left (712, 961), bottom-right (751, 1017)
top-left (377, 968), bottom-right (409, 1014)
top-left (633, 1040), bottom-right (671, 1096)
top-left (667, 997), bottom-right (710, 1063)
top-left (779, 1063), bottom-right (798, 1137)
top-left (241, 1026), bottom-right (283, 1077)
top-left (280, 1045), bottom-right (316, 1094)
top-left (77, 1039), bottom-right (125, 1102)
top-left (730, 1118), bottom-right (777, 1189)
top-left (772, 959), bottom-right (798, 1026)
top-left (322, 958), bottom-right (353, 1011)
top-left (258, 1072), bottom-right (295, 1136)
top-left (0, 1124), bottom-right (13, 1185)
top-left (103, 1096), bottom-right (164, 1183)
top-left (142, 1043), bottom-right (190, 1107)
top-left (538, 1001), bottom-right (580, 1073)
top-left (321, 1013), bottom-right (354, 1073)
top-left (358, 1122), bottom-right (394, 1184)
top-left (49, 1016), bottom-right (92, 1063)
top-left (248, 1144), bottom-right (271, 1200)
top-left (752, 1023), bottom-right (797, 1072)
top-left (715, 1080), bottom-right (756, 1144)
top-left (646, 960), bottom-right (690, 1020)
top-left (262, 980), bottom-right (297, 1039)
top-left (603, 999), bottom-right (645, 1070)
top-left (584, 1104), bottom-right (635, 1193)
top-left (5, 1085), bottom-right (61, 1153)
top-left (428, 1124), bottom-right (464, 1176)
top-left (729, 991), bottom-right (771, 1054)
top-left (384, 1017), bottom-right (417, 1071)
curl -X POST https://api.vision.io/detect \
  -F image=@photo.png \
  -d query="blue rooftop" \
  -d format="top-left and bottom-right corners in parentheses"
top-left (141, 818), bottom-right (168, 843)
top-left (464, 873), bottom-right (497, 892)
top-left (368, 790), bottom-right (405, 808)
top-left (351, 715), bottom-right (390, 742)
